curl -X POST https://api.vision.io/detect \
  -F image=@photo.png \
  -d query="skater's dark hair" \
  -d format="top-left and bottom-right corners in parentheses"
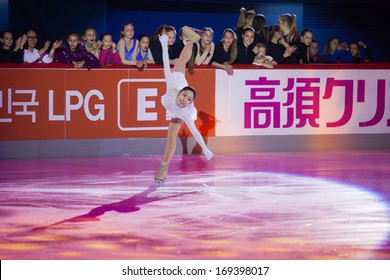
top-left (180, 86), bottom-right (197, 100)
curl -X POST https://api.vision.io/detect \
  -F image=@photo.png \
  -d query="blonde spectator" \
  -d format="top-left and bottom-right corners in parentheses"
top-left (81, 27), bottom-right (101, 59)
top-left (195, 27), bottom-right (215, 65)
top-left (235, 7), bottom-right (256, 42)
top-left (209, 28), bottom-right (238, 75)
top-left (278, 13), bottom-right (300, 64)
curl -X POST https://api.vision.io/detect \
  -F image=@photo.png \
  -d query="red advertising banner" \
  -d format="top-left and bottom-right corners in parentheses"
top-left (0, 67), bottom-right (216, 140)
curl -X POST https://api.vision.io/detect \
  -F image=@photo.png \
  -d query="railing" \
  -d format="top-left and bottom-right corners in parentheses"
top-left (1, 63), bottom-right (389, 142)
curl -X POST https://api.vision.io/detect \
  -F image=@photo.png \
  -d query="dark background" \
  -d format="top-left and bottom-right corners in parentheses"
top-left (1, 0), bottom-right (388, 61)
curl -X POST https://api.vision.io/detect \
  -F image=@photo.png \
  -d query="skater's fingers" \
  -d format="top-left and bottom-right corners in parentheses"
top-left (209, 156), bottom-right (216, 162)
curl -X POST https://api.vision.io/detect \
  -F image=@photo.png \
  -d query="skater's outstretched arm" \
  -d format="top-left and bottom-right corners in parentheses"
top-left (159, 34), bottom-right (175, 93)
top-left (182, 114), bottom-right (214, 160)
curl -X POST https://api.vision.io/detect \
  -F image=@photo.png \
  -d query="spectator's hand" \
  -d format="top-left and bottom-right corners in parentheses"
top-left (136, 60), bottom-right (145, 69)
top-left (43, 40), bottom-right (50, 51)
top-left (357, 41), bottom-right (367, 48)
top-left (224, 63), bottom-right (234, 76)
top-left (278, 37), bottom-right (286, 46)
top-left (14, 36), bottom-right (22, 51)
top-left (111, 42), bottom-right (117, 51)
top-left (73, 61), bottom-right (84, 69)
top-left (78, 61), bottom-right (85, 69)
top-left (21, 34), bottom-right (27, 48)
top-left (288, 46), bottom-right (297, 53)
top-left (262, 63), bottom-right (273, 69)
top-left (52, 40), bottom-right (62, 50)
top-left (338, 42), bottom-right (348, 50)
top-left (284, 45), bottom-right (297, 57)
top-left (93, 41), bottom-right (102, 50)
top-left (98, 41), bottom-right (103, 49)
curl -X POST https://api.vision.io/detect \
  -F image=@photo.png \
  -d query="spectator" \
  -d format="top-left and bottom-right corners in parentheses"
top-left (297, 29), bottom-right (313, 64)
top-left (308, 40), bottom-right (330, 63)
top-left (135, 32), bottom-right (155, 68)
top-left (278, 13), bottom-right (300, 64)
top-left (0, 30), bottom-right (26, 64)
top-left (54, 31), bottom-right (100, 69)
top-left (349, 41), bottom-right (374, 63)
top-left (252, 42), bottom-right (276, 68)
top-left (117, 22), bottom-right (139, 66)
top-left (235, 26), bottom-right (256, 64)
top-left (209, 28), bottom-right (238, 75)
top-left (195, 27), bottom-right (215, 65)
top-left (266, 24), bottom-right (296, 64)
top-left (98, 32), bottom-right (121, 65)
top-left (252, 14), bottom-right (269, 44)
top-left (23, 28), bottom-right (61, 64)
top-left (235, 8), bottom-right (256, 42)
top-left (81, 27), bottom-right (101, 59)
top-left (321, 36), bottom-right (351, 63)
top-left (149, 24), bottom-right (177, 65)
top-left (245, 6), bottom-right (257, 15)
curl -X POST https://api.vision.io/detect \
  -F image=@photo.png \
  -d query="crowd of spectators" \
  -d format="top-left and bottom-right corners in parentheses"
top-left (0, 6), bottom-right (376, 72)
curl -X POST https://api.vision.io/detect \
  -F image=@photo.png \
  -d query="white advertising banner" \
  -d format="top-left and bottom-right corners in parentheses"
top-left (215, 69), bottom-right (390, 136)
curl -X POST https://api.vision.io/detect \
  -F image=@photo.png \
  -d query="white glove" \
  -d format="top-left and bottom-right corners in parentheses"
top-left (159, 34), bottom-right (168, 46)
top-left (204, 149), bottom-right (214, 161)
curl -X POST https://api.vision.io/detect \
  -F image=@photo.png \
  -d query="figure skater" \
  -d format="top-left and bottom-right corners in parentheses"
top-left (154, 27), bottom-right (214, 182)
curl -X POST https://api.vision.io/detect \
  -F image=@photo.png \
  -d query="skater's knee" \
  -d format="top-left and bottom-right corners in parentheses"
top-left (170, 118), bottom-right (183, 124)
